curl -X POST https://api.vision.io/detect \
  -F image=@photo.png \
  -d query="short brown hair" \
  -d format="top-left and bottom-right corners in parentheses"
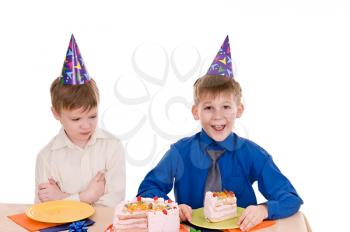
top-left (50, 78), bottom-right (99, 113)
top-left (193, 74), bottom-right (242, 105)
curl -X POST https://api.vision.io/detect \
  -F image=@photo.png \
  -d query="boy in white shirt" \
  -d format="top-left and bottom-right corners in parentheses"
top-left (35, 35), bottom-right (125, 207)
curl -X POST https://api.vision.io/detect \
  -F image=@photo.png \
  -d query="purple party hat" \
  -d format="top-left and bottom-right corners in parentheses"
top-left (61, 34), bottom-right (90, 85)
top-left (207, 35), bottom-right (233, 78)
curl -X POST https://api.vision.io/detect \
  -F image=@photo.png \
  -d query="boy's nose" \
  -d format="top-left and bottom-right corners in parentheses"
top-left (213, 110), bottom-right (224, 119)
top-left (80, 121), bottom-right (90, 130)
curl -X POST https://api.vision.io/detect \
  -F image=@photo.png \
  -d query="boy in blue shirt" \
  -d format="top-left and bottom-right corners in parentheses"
top-left (137, 36), bottom-right (302, 231)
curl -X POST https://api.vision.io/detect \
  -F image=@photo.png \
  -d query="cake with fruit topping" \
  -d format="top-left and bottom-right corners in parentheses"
top-left (113, 196), bottom-right (179, 232)
top-left (204, 191), bottom-right (237, 222)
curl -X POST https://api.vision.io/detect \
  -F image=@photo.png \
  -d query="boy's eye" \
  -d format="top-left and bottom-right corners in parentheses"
top-left (89, 115), bottom-right (97, 119)
top-left (72, 118), bottom-right (80, 121)
top-left (224, 105), bottom-right (231, 109)
top-left (204, 106), bottom-right (212, 110)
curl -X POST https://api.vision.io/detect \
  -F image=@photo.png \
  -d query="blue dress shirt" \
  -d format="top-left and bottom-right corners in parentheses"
top-left (137, 129), bottom-right (303, 219)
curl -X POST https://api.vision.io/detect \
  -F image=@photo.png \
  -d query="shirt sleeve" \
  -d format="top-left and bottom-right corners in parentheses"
top-left (34, 150), bottom-right (50, 203)
top-left (257, 155), bottom-right (303, 219)
top-left (95, 139), bottom-right (126, 207)
top-left (137, 145), bottom-right (180, 199)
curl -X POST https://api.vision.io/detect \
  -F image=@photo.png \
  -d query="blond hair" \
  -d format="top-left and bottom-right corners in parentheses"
top-left (193, 75), bottom-right (242, 105)
top-left (50, 78), bottom-right (99, 113)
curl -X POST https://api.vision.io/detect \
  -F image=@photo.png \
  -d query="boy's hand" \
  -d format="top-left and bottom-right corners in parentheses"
top-left (238, 204), bottom-right (268, 231)
top-left (179, 204), bottom-right (192, 222)
top-left (38, 178), bottom-right (69, 202)
top-left (79, 171), bottom-right (106, 204)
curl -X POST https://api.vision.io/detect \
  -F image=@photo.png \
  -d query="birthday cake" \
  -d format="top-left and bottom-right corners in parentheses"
top-left (113, 196), bottom-right (179, 232)
top-left (204, 191), bottom-right (237, 222)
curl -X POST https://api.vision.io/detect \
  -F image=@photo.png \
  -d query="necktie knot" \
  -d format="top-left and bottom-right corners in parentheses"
top-left (206, 149), bottom-right (225, 162)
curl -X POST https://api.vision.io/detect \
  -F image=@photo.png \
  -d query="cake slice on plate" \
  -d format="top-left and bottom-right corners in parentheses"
top-left (204, 191), bottom-right (237, 222)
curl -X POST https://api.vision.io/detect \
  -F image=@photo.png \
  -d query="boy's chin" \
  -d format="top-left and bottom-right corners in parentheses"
top-left (212, 136), bottom-right (229, 142)
top-left (207, 131), bottom-right (231, 142)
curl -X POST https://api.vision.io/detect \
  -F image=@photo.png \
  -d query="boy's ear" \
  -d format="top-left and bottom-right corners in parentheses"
top-left (192, 105), bottom-right (199, 120)
top-left (51, 107), bottom-right (61, 120)
top-left (236, 103), bottom-right (244, 118)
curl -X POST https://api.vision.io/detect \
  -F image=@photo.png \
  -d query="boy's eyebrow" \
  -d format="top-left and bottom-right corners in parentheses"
top-left (201, 101), bottom-right (213, 105)
top-left (88, 111), bottom-right (98, 116)
top-left (70, 113), bottom-right (96, 118)
top-left (67, 112), bottom-right (82, 117)
top-left (68, 109), bottom-right (98, 117)
top-left (201, 101), bottom-right (233, 105)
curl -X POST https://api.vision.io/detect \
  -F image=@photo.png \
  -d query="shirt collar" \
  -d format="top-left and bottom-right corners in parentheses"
top-left (199, 129), bottom-right (235, 152)
top-left (51, 127), bottom-right (110, 150)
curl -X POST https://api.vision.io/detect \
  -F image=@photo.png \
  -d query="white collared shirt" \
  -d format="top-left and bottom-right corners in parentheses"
top-left (35, 127), bottom-right (125, 207)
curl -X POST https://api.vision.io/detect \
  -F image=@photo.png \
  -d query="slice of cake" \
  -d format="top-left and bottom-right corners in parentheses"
top-left (113, 196), bottom-right (179, 232)
top-left (204, 191), bottom-right (237, 222)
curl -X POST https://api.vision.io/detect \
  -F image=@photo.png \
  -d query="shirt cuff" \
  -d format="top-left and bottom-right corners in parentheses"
top-left (64, 193), bottom-right (80, 201)
top-left (265, 200), bottom-right (279, 219)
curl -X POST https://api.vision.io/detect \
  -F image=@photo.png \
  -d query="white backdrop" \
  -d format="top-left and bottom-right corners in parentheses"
top-left (1, 0), bottom-right (350, 231)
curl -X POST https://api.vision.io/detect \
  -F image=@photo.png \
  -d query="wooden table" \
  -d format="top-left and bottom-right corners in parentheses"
top-left (0, 203), bottom-right (312, 232)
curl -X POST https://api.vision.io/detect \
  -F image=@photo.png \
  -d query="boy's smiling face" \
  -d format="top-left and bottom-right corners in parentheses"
top-left (192, 92), bottom-right (244, 142)
top-left (52, 107), bottom-right (98, 148)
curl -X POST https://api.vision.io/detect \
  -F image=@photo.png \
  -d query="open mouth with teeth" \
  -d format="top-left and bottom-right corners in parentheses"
top-left (212, 125), bottom-right (225, 131)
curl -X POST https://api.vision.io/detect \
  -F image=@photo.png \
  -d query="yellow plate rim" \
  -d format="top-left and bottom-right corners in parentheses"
top-left (189, 207), bottom-right (244, 229)
top-left (26, 200), bottom-right (95, 223)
